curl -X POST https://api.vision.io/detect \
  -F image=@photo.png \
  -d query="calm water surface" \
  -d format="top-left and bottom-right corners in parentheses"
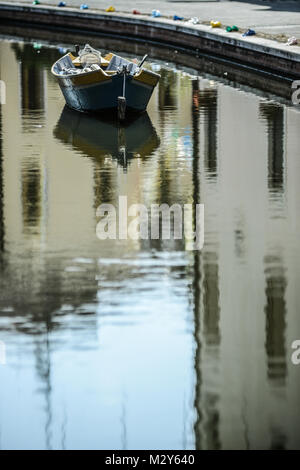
top-left (0, 38), bottom-right (300, 450)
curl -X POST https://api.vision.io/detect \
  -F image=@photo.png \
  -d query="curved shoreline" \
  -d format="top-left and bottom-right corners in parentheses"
top-left (0, 2), bottom-right (300, 78)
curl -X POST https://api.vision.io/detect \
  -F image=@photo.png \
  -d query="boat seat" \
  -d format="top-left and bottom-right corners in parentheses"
top-left (56, 55), bottom-right (77, 74)
top-left (127, 62), bottom-right (139, 75)
top-left (63, 55), bottom-right (76, 69)
top-left (106, 55), bottom-right (138, 75)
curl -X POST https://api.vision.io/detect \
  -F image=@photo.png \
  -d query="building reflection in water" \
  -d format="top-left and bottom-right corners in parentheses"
top-left (21, 163), bottom-right (42, 235)
top-left (11, 43), bottom-right (46, 235)
top-left (191, 78), bottom-right (203, 449)
top-left (264, 255), bottom-right (287, 449)
top-left (199, 87), bottom-right (218, 178)
top-left (192, 79), bottom-right (221, 449)
top-left (157, 68), bottom-right (179, 143)
top-left (265, 258), bottom-right (287, 385)
top-left (260, 100), bottom-right (288, 449)
top-left (1, 44), bottom-right (100, 448)
top-left (11, 42), bottom-right (59, 114)
top-left (158, 69), bottom-right (178, 111)
top-left (259, 103), bottom-right (285, 195)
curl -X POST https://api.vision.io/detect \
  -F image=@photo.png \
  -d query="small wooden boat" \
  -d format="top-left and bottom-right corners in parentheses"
top-left (51, 44), bottom-right (160, 120)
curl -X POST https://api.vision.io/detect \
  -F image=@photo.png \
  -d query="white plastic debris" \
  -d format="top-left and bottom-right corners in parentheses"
top-left (79, 44), bottom-right (102, 67)
top-left (286, 36), bottom-right (298, 46)
top-left (187, 17), bottom-right (199, 25)
top-left (90, 64), bottom-right (101, 70)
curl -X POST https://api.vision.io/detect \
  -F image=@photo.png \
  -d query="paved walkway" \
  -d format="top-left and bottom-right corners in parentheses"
top-left (3, 0), bottom-right (300, 39)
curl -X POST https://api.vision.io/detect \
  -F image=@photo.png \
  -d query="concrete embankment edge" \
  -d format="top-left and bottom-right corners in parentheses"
top-left (0, 2), bottom-right (300, 78)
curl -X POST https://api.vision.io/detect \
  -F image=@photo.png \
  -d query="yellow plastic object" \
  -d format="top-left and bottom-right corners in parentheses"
top-left (210, 20), bottom-right (221, 28)
top-left (106, 6), bottom-right (115, 12)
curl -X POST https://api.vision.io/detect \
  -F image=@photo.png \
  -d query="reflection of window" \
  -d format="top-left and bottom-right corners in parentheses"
top-left (21, 164), bottom-right (41, 234)
top-left (158, 70), bottom-right (178, 109)
top-left (11, 43), bottom-right (46, 114)
top-left (264, 259), bottom-right (287, 384)
top-left (260, 103), bottom-right (284, 193)
top-left (199, 89), bottom-right (218, 178)
top-left (20, 63), bottom-right (45, 112)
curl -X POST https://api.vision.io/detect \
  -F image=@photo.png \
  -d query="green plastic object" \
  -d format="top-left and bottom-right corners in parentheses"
top-left (32, 0), bottom-right (40, 4)
top-left (226, 25), bottom-right (239, 33)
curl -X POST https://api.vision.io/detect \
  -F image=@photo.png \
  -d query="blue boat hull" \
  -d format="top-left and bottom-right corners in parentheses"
top-left (59, 73), bottom-right (155, 114)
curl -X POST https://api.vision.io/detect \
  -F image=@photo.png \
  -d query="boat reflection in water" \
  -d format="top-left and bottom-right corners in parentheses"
top-left (54, 106), bottom-right (160, 169)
